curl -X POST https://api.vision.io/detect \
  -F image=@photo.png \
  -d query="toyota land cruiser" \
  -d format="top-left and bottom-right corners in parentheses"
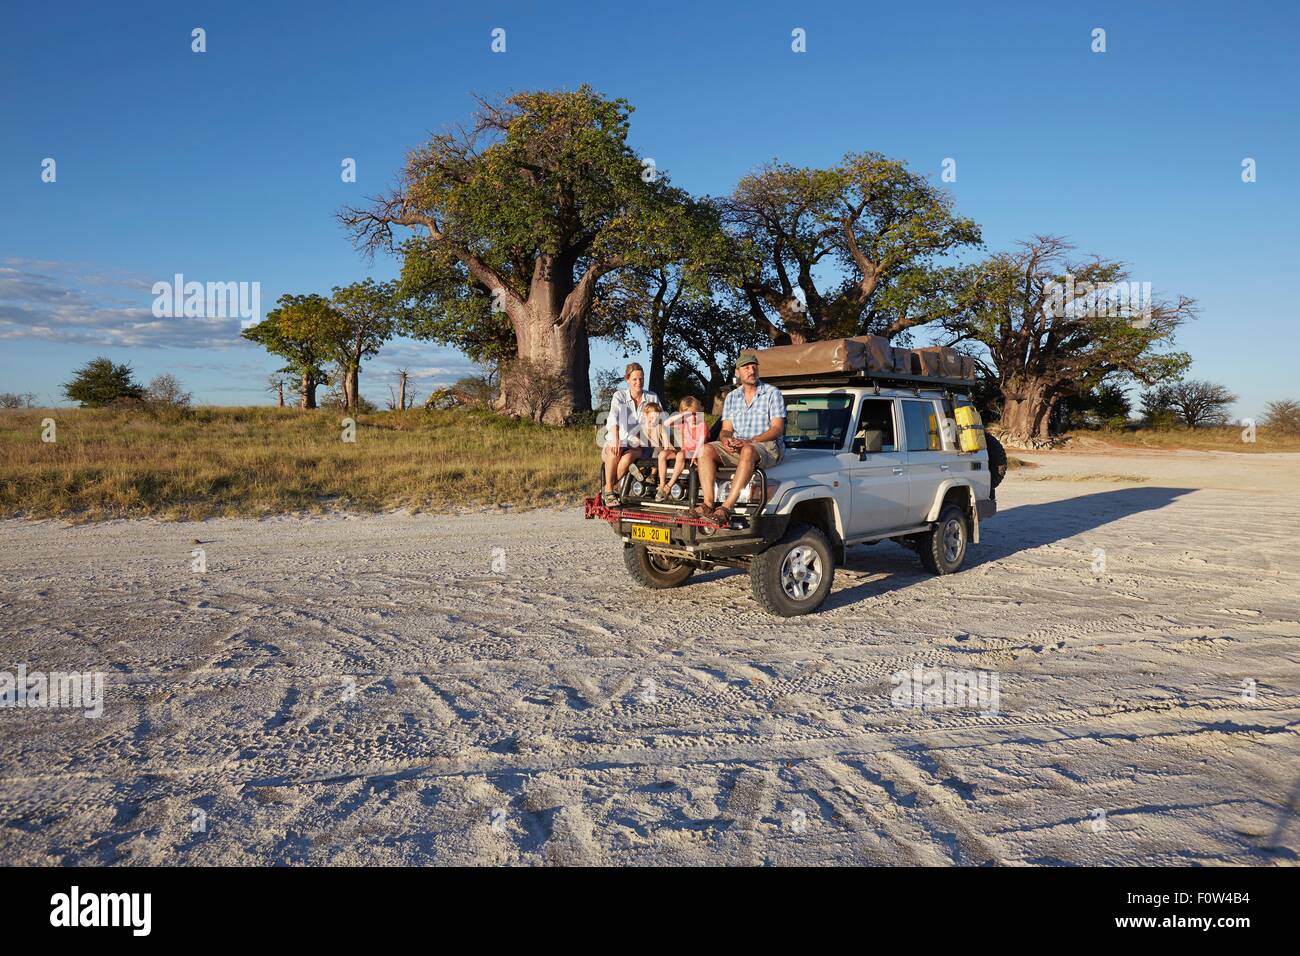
top-left (584, 369), bottom-right (1007, 616)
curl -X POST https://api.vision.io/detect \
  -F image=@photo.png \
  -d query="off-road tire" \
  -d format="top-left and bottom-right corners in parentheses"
top-left (750, 522), bottom-right (835, 616)
top-left (986, 433), bottom-right (1008, 489)
top-left (918, 504), bottom-right (969, 575)
top-left (623, 544), bottom-right (695, 589)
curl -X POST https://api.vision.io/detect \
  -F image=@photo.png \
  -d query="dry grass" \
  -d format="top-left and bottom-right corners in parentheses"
top-left (0, 406), bottom-right (601, 521)
top-left (1065, 426), bottom-right (1300, 454)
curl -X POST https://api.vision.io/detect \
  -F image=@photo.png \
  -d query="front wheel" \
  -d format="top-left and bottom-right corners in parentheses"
top-left (750, 522), bottom-right (835, 616)
top-left (918, 504), bottom-right (969, 575)
top-left (623, 544), bottom-right (695, 589)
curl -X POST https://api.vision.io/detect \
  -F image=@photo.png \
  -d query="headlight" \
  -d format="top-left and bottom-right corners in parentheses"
top-left (712, 476), bottom-right (775, 505)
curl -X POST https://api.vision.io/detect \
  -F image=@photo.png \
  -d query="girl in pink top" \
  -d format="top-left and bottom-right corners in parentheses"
top-left (655, 396), bottom-right (707, 501)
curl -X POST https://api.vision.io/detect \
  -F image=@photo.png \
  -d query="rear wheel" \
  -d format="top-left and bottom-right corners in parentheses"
top-left (623, 544), bottom-right (695, 589)
top-left (750, 522), bottom-right (835, 616)
top-left (918, 504), bottom-right (968, 575)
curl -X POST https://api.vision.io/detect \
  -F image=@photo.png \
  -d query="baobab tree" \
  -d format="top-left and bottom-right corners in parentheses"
top-left (723, 152), bottom-right (980, 343)
top-left (341, 87), bottom-right (701, 423)
top-left (241, 294), bottom-right (334, 409)
top-left (943, 236), bottom-right (1194, 445)
top-left (322, 278), bottom-right (400, 413)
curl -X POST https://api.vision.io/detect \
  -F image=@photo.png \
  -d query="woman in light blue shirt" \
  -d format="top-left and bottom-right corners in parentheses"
top-left (601, 362), bottom-right (660, 506)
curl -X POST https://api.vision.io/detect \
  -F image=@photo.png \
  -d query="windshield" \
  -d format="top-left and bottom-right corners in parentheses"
top-left (781, 393), bottom-right (854, 450)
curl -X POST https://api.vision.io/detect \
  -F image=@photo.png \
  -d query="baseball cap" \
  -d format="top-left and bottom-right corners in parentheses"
top-left (736, 351), bottom-right (760, 368)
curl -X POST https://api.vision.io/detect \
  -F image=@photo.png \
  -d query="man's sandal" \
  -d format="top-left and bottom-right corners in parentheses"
top-left (709, 505), bottom-right (732, 525)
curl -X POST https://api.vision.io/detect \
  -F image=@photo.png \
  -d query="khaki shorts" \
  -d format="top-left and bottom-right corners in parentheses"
top-left (708, 439), bottom-right (783, 469)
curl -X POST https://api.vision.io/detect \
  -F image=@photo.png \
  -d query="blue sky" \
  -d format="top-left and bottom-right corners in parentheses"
top-left (1, 0), bottom-right (1296, 416)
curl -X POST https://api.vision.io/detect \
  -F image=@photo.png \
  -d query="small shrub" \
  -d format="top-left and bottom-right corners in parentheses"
top-left (1260, 399), bottom-right (1300, 434)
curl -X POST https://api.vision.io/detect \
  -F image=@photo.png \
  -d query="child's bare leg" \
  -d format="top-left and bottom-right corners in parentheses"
top-left (657, 449), bottom-right (671, 491)
top-left (666, 450), bottom-right (686, 487)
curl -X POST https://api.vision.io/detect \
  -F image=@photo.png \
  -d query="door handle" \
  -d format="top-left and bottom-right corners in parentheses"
top-left (892, 467), bottom-right (904, 475)
top-left (940, 464), bottom-right (950, 471)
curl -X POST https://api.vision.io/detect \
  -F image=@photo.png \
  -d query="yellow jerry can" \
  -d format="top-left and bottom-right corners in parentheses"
top-left (954, 404), bottom-right (987, 452)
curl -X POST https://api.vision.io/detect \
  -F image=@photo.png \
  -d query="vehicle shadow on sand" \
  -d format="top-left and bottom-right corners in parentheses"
top-left (822, 485), bottom-right (1195, 612)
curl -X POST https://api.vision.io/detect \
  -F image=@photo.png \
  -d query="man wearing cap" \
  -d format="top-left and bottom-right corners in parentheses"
top-left (692, 351), bottom-right (785, 523)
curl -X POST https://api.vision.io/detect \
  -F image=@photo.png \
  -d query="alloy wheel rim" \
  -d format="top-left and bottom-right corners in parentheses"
top-left (780, 545), bottom-right (822, 600)
top-left (942, 519), bottom-right (964, 563)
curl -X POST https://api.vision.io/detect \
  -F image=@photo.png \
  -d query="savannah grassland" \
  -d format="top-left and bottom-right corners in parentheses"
top-left (2, 406), bottom-right (1299, 521)
top-left (0, 406), bottom-right (599, 521)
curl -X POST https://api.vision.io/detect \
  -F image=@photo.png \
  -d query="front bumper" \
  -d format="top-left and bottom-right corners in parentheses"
top-left (583, 496), bottom-right (790, 558)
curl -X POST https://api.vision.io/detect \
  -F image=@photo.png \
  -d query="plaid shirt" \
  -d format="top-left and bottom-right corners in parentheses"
top-left (722, 380), bottom-right (786, 449)
top-left (606, 387), bottom-right (660, 447)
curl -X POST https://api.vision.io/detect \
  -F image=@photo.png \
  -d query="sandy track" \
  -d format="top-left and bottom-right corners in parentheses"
top-left (1, 450), bottom-right (1298, 865)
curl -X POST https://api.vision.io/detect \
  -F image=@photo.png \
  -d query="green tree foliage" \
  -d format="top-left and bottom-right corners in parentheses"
top-left (241, 294), bottom-right (335, 408)
top-left (342, 87), bottom-right (707, 422)
top-left (1139, 385), bottom-right (1178, 430)
top-left (723, 152), bottom-right (981, 343)
top-left (667, 300), bottom-right (769, 413)
top-left (62, 358), bottom-right (144, 407)
top-left (1056, 380), bottom-right (1131, 431)
top-left (315, 278), bottom-right (401, 412)
top-left (592, 197), bottom-right (731, 396)
top-left (944, 236), bottom-right (1193, 444)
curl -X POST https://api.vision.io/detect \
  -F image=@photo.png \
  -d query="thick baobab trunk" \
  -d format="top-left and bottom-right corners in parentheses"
top-left (300, 375), bottom-right (319, 409)
top-left (342, 364), bottom-right (360, 413)
top-left (498, 268), bottom-right (592, 424)
top-left (999, 378), bottom-right (1056, 445)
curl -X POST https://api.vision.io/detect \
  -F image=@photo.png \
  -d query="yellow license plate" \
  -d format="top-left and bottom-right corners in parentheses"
top-left (631, 524), bottom-right (671, 544)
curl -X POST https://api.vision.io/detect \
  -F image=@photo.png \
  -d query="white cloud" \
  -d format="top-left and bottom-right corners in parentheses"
top-left (0, 259), bottom-right (244, 349)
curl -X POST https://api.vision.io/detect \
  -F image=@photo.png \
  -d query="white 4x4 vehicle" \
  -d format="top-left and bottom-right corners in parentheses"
top-left (585, 370), bottom-right (1006, 616)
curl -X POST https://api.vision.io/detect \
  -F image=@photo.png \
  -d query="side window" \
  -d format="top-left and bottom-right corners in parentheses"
top-left (902, 400), bottom-right (941, 452)
top-left (852, 398), bottom-right (898, 454)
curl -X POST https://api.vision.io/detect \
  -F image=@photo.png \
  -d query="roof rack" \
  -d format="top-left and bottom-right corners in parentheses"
top-left (764, 370), bottom-right (976, 391)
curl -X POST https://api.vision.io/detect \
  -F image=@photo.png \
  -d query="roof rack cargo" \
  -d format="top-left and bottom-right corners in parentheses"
top-left (764, 369), bottom-right (977, 392)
